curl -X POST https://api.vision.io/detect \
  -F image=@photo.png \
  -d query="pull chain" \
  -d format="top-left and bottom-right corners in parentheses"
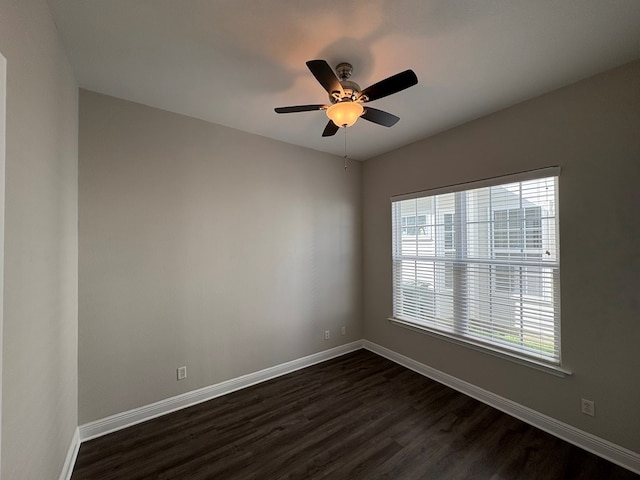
top-left (343, 126), bottom-right (348, 171)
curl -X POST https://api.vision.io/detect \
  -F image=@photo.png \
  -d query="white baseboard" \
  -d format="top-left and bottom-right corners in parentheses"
top-left (59, 427), bottom-right (80, 480)
top-left (363, 340), bottom-right (640, 475)
top-left (79, 341), bottom-right (364, 442)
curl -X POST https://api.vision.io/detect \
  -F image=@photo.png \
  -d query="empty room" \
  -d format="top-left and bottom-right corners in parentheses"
top-left (1, 1), bottom-right (639, 479)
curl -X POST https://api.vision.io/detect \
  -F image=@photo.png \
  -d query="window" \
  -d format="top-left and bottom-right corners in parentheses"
top-left (391, 169), bottom-right (560, 364)
top-left (401, 214), bottom-right (429, 236)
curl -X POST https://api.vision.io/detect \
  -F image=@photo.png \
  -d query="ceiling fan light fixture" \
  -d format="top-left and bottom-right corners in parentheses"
top-left (326, 101), bottom-right (364, 127)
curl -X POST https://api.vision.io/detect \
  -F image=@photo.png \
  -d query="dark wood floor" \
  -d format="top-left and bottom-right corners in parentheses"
top-left (71, 350), bottom-right (639, 480)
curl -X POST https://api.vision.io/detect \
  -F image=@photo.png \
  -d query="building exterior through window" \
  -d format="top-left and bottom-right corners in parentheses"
top-left (391, 172), bottom-right (560, 364)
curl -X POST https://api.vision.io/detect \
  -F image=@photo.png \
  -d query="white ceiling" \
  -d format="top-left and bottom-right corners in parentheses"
top-left (47, 0), bottom-right (640, 160)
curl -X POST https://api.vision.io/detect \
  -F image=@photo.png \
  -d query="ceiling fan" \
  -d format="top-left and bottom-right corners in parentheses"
top-left (275, 60), bottom-right (418, 137)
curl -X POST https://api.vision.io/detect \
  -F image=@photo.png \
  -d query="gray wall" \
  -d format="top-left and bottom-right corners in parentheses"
top-left (362, 60), bottom-right (640, 452)
top-left (0, 0), bottom-right (79, 478)
top-left (78, 91), bottom-right (362, 423)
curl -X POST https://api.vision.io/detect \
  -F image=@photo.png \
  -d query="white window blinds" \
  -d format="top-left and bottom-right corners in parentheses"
top-left (391, 168), bottom-right (561, 364)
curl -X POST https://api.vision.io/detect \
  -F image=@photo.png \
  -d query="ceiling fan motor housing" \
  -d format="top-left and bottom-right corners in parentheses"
top-left (330, 62), bottom-right (361, 103)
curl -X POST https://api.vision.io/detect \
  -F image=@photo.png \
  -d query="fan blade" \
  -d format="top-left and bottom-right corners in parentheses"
top-left (275, 104), bottom-right (326, 114)
top-left (358, 70), bottom-right (418, 102)
top-left (306, 60), bottom-right (344, 98)
top-left (322, 120), bottom-right (340, 137)
top-left (361, 107), bottom-right (400, 127)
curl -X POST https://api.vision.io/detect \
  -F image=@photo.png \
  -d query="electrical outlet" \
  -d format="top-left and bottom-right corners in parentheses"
top-left (341, 326), bottom-right (346, 335)
top-left (324, 330), bottom-right (330, 340)
top-left (177, 366), bottom-right (187, 380)
top-left (581, 398), bottom-right (595, 416)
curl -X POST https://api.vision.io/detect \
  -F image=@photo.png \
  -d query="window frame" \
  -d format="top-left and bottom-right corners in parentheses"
top-left (389, 167), bottom-right (568, 375)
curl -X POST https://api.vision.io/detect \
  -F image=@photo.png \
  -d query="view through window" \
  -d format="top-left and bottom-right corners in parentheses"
top-left (391, 170), bottom-right (560, 364)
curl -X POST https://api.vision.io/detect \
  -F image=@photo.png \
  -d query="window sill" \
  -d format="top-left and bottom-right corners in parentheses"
top-left (388, 317), bottom-right (572, 377)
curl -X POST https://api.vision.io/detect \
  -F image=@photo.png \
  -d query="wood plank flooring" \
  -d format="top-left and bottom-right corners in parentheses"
top-left (71, 350), bottom-right (639, 479)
